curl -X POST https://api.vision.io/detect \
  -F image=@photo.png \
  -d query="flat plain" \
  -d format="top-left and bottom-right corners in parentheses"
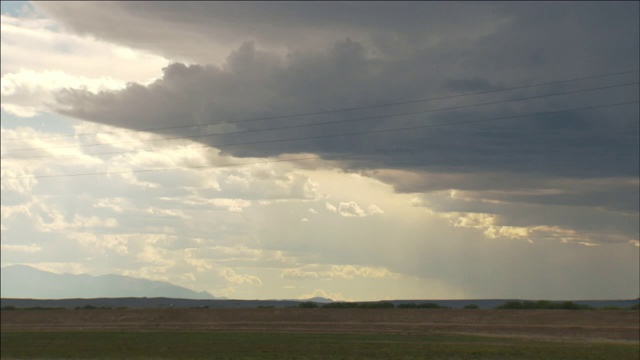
top-left (2, 308), bottom-right (639, 359)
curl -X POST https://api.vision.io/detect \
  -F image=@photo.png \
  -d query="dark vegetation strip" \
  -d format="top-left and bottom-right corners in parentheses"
top-left (297, 300), bottom-right (640, 310)
top-left (2, 331), bottom-right (638, 360)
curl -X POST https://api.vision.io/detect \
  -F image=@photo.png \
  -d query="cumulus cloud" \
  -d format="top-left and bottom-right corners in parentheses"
top-left (326, 265), bottom-right (395, 280)
top-left (1, 125), bottom-right (105, 191)
top-left (443, 212), bottom-right (531, 240)
top-left (146, 207), bottom-right (191, 219)
top-left (165, 197), bottom-right (251, 213)
top-left (93, 198), bottom-right (129, 213)
top-left (338, 201), bottom-right (366, 217)
top-left (438, 208), bottom-right (638, 246)
top-left (33, 203), bottom-right (118, 233)
top-left (68, 232), bottom-right (129, 256)
top-left (0, 203), bottom-right (31, 221)
top-left (325, 202), bottom-right (337, 212)
top-left (282, 265), bottom-right (395, 281)
top-left (218, 267), bottom-right (262, 286)
top-left (281, 268), bottom-right (318, 280)
top-left (418, 183), bottom-right (640, 246)
top-left (367, 204), bottom-right (384, 215)
top-left (183, 249), bottom-right (214, 273)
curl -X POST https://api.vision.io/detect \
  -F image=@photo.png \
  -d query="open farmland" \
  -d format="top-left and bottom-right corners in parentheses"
top-left (2, 308), bottom-right (639, 341)
top-left (2, 308), bottom-right (638, 359)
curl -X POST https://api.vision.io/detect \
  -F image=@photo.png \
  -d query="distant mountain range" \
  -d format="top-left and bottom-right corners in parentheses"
top-left (1, 265), bottom-right (216, 300)
top-left (1, 265), bottom-right (637, 310)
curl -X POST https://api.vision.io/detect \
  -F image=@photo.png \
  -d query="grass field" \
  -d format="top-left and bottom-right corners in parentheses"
top-left (2, 309), bottom-right (638, 359)
top-left (2, 331), bottom-right (639, 360)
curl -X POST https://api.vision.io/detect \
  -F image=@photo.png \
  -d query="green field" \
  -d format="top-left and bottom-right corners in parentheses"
top-left (2, 331), bottom-right (638, 360)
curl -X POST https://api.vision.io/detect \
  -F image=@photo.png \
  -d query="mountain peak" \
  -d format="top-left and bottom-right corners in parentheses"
top-left (304, 297), bottom-right (334, 303)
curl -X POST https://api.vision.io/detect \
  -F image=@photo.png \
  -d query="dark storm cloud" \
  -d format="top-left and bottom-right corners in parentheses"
top-left (35, 2), bottom-right (639, 241)
top-left (33, 2), bottom-right (505, 63)
top-left (54, 48), bottom-right (639, 179)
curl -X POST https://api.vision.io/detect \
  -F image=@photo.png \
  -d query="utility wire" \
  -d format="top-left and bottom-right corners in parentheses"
top-left (4, 81), bottom-right (637, 156)
top-left (3, 100), bottom-right (636, 180)
top-left (2, 69), bottom-right (638, 142)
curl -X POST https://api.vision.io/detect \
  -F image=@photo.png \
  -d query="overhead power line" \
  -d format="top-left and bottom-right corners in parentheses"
top-left (3, 100), bottom-right (637, 180)
top-left (1, 69), bottom-right (638, 142)
top-left (4, 81), bottom-right (637, 157)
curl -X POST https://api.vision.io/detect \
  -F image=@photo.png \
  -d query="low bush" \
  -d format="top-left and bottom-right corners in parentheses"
top-left (74, 305), bottom-right (111, 310)
top-left (397, 302), bottom-right (449, 309)
top-left (495, 300), bottom-right (592, 310)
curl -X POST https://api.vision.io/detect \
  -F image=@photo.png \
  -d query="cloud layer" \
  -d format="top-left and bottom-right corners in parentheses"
top-left (1, 2), bottom-right (638, 300)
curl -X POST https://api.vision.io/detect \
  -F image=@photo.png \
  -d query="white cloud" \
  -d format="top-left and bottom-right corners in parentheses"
top-left (1, 12), bottom-right (168, 116)
top-left (1, 126), bottom-right (105, 193)
top-left (338, 201), bottom-right (366, 217)
top-left (443, 212), bottom-right (533, 241)
top-left (136, 242), bottom-right (175, 267)
top-left (367, 204), bottom-right (384, 215)
top-left (218, 267), bottom-right (262, 286)
top-left (483, 225), bottom-right (531, 240)
top-left (32, 201), bottom-right (118, 233)
top-left (0, 203), bottom-right (31, 220)
top-left (73, 214), bottom-right (118, 228)
top-left (1, 244), bottom-right (42, 253)
top-left (184, 249), bottom-right (214, 272)
top-left (210, 199), bottom-right (251, 212)
top-left (325, 202), bottom-right (337, 212)
top-left (146, 207), bottom-right (191, 219)
top-left (68, 232), bottom-right (129, 256)
top-left (282, 265), bottom-right (396, 281)
top-left (93, 198), bottom-right (129, 213)
top-left (440, 211), bottom-right (636, 246)
top-left (281, 268), bottom-right (318, 280)
top-left (0, 164), bottom-right (39, 194)
top-left (1, 69), bottom-right (126, 117)
top-left (0, 13), bottom-right (167, 77)
top-left (326, 265), bottom-right (395, 280)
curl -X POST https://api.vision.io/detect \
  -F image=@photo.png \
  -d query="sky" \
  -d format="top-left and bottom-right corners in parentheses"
top-left (1, 1), bottom-right (638, 301)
